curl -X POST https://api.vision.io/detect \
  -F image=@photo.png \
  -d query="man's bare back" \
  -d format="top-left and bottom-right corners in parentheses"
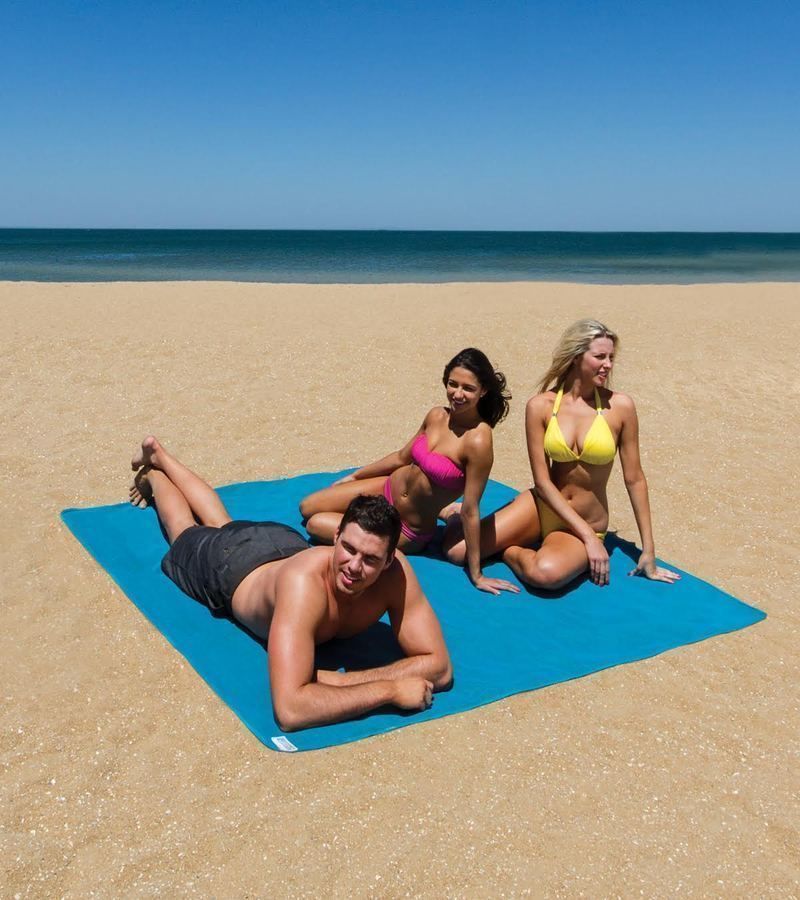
top-left (229, 543), bottom-right (397, 642)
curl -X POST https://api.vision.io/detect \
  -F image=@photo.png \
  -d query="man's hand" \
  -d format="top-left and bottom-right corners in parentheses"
top-left (332, 473), bottom-right (357, 485)
top-left (316, 669), bottom-right (345, 686)
top-left (392, 677), bottom-right (434, 711)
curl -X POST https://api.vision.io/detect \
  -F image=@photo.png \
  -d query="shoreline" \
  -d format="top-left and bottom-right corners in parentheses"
top-left (4, 230), bottom-right (800, 286)
top-left (3, 280), bottom-right (798, 895)
top-left (5, 277), bottom-right (800, 286)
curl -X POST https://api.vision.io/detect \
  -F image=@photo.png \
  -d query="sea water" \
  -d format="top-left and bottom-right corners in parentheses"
top-left (2, 229), bottom-right (800, 283)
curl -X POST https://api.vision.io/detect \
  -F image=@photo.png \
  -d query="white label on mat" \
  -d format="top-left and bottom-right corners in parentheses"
top-left (271, 736), bottom-right (298, 752)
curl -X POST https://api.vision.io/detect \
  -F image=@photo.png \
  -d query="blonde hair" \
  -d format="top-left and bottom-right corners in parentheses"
top-left (537, 319), bottom-right (619, 394)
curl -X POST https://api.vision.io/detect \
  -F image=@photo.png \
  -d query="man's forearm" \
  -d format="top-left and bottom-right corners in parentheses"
top-left (320, 653), bottom-right (452, 690)
top-left (275, 680), bottom-right (400, 732)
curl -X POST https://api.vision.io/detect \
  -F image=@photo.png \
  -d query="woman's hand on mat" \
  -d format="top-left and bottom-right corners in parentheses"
top-left (392, 677), bottom-right (434, 711)
top-left (472, 573), bottom-right (521, 595)
top-left (629, 552), bottom-right (681, 584)
top-left (585, 536), bottom-right (610, 586)
top-left (332, 473), bottom-right (357, 485)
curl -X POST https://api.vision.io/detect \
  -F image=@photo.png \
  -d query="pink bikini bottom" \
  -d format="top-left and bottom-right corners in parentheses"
top-left (383, 477), bottom-right (437, 548)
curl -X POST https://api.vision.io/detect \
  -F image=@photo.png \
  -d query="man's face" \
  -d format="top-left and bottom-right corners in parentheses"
top-left (332, 522), bottom-right (393, 595)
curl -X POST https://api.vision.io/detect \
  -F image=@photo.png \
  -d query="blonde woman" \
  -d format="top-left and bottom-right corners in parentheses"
top-left (443, 319), bottom-right (679, 590)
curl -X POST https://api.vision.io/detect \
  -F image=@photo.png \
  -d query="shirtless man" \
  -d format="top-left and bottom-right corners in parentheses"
top-left (129, 437), bottom-right (452, 732)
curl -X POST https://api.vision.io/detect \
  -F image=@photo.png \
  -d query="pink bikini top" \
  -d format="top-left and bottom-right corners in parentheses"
top-left (410, 433), bottom-right (466, 492)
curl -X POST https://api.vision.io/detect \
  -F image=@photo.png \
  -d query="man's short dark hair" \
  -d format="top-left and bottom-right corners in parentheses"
top-left (339, 494), bottom-right (402, 558)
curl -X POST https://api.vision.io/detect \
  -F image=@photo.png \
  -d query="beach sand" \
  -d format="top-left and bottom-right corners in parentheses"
top-left (2, 281), bottom-right (798, 897)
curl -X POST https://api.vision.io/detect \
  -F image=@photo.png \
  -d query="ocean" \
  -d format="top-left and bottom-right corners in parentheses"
top-left (2, 229), bottom-right (800, 283)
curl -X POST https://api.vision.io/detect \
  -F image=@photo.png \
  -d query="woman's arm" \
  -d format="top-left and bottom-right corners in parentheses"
top-left (616, 394), bottom-right (680, 584)
top-left (526, 395), bottom-right (610, 585)
top-left (460, 429), bottom-right (519, 595)
top-left (334, 413), bottom-right (429, 484)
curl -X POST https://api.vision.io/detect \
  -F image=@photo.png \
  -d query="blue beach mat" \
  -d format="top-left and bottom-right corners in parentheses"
top-left (62, 473), bottom-right (765, 752)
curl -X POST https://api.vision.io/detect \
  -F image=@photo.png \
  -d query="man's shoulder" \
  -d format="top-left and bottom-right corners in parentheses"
top-left (373, 551), bottom-right (423, 603)
top-left (275, 546), bottom-right (330, 601)
top-left (285, 543), bottom-right (331, 570)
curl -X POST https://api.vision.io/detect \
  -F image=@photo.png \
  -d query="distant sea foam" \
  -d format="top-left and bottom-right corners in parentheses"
top-left (2, 229), bottom-right (800, 283)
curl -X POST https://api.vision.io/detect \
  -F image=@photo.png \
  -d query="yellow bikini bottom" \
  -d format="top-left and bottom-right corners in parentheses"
top-left (535, 496), bottom-right (607, 542)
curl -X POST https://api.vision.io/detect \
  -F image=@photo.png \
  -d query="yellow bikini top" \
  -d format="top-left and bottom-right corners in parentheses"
top-left (543, 386), bottom-right (617, 466)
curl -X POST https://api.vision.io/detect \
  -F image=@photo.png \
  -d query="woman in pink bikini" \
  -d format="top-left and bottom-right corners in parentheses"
top-left (299, 348), bottom-right (519, 595)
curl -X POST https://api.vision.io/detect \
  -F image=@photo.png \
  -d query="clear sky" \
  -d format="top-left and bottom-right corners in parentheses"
top-left (2, 0), bottom-right (798, 230)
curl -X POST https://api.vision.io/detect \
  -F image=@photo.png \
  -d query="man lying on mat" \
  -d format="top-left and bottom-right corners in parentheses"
top-left (129, 436), bottom-right (452, 732)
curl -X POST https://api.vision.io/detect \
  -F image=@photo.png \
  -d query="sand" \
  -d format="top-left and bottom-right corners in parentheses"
top-left (2, 281), bottom-right (798, 898)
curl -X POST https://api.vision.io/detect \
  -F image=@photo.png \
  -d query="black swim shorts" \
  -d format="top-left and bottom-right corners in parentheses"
top-left (161, 520), bottom-right (309, 618)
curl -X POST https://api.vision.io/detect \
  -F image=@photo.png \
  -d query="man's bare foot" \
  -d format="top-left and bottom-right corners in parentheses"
top-left (131, 435), bottom-right (162, 472)
top-left (438, 501), bottom-right (462, 523)
top-left (129, 467), bottom-right (154, 508)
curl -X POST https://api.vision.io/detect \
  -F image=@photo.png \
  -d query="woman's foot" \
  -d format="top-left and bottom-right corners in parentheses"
top-left (131, 435), bottom-right (163, 471)
top-left (129, 466), bottom-right (154, 508)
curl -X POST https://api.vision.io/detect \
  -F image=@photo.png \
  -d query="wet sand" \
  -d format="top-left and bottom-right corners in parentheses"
top-left (2, 281), bottom-right (798, 897)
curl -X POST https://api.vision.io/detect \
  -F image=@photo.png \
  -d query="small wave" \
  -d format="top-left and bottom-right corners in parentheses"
top-left (76, 252), bottom-right (179, 260)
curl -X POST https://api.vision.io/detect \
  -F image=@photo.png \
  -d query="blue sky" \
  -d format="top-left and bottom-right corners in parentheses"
top-left (1, 0), bottom-right (798, 229)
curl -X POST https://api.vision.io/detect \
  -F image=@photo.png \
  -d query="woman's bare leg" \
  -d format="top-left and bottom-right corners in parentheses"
top-left (129, 436), bottom-right (232, 544)
top-left (305, 511), bottom-right (345, 543)
top-left (299, 476), bottom-right (388, 521)
top-left (442, 487), bottom-right (592, 590)
top-left (442, 489), bottom-right (541, 565)
top-left (503, 531), bottom-right (589, 591)
top-left (304, 510), bottom-right (429, 554)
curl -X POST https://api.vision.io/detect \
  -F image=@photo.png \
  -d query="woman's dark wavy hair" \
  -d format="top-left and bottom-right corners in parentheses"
top-left (442, 348), bottom-right (511, 428)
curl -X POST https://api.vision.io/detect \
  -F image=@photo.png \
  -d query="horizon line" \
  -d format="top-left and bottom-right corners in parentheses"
top-left (2, 226), bottom-right (799, 235)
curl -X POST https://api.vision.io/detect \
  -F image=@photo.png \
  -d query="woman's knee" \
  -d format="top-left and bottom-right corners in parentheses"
top-left (520, 555), bottom-right (573, 591)
top-left (305, 512), bottom-right (340, 544)
top-left (304, 513), bottom-right (324, 538)
top-left (299, 493), bottom-right (321, 520)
